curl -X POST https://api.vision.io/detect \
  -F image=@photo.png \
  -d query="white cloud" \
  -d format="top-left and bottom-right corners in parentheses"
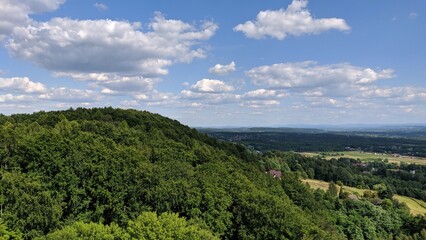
top-left (360, 86), bottom-right (426, 105)
top-left (38, 87), bottom-right (100, 102)
top-left (241, 100), bottom-right (280, 108)
top-left (243, 89), bottom-right (284, 99)
top-left (100, 88), bottom-right (117, 95)
top-left (0, 0), bottom-right (64, 39)
top-left (241, 89), bottom-right (285, 108)
top-left (298, 85), bottom-right (426, 112)
top-left (100, 76), bottom-right (157, 93)
top-left (0, 94), bottom-right (32, 103)
top-left (244, 61), bottom-right (426, 112)
top-left (181, 90), bottom-right (240, 105)
top-left (0, 77), bottom-right (46, 93)
top-left (94, 3), bottom-right (108, 11)
top-left (144, 92), bottom-right (177, 106)
top-left (54, 73), bottom-right (158, 95)
top-left (208, 61), bottom-right (236, 75)
top-left (307, 97), bottom-right (339, 107)
top-left (7, 13), bottom-right (218, 79)
top-left (126, 90), bottom-right (178, 107)
top-left (246, 61), bottom-right (394, 90)
top-left (190, 79), bottom-right (234, 93)
top-left (234, 0), bottom-right (350, 40)
top-left (180, 82), bottom-right (287, 108)
top-left (191, 102), bottom-right (202, 107)
top-left (0, 75), bottom-right (102, 107)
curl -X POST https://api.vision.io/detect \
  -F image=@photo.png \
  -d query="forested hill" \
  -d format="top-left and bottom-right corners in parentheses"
top-left (0, 108), bottom-right (425, 239)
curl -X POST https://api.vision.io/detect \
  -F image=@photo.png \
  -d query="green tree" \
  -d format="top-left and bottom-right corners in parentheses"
top-left (127, 212), bottom-right (217, 240)
top-left (0, 219), bottom-right (22, 240)
top-left (40, 222), bottom-right (128, 240)
top-left (327, 182), bottom-right (339, 197)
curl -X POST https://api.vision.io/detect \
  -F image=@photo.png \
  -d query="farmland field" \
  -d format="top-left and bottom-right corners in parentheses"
top-left (302, 179), bottom-right (426, 216)
top-left (300, 151), bottom-right (426, 165)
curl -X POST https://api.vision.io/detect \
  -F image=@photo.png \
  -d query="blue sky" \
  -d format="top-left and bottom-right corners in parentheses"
top-left (0, 0), bottom-right (425, 127)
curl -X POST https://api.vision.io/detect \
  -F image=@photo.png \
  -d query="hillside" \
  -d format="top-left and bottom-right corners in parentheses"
top-left (0, 108), bottom-right (425, 239)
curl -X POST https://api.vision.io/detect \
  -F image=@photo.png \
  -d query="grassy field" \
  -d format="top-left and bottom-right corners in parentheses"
top-left (300, 151), bottom-right (426, 165)
top-left (302, 179), bottom-right (426, 216)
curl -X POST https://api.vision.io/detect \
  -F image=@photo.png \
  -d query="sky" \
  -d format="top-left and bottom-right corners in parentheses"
top-left (0, 0), bottom-right (425, 127)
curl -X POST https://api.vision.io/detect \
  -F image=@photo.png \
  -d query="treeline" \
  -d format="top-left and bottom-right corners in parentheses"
top-left (0, 108), bottom-right (425, 239)
top-left (206, 131), bottom-right (426, 156)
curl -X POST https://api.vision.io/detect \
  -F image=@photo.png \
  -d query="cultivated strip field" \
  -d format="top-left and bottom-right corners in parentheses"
top-left (302, 179), bottom-right (426, 216)
top-left (300, 151), bottom-right (426, 165)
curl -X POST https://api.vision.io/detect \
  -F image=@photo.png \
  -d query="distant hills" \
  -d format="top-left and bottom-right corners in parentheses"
top-left (200, 125), bottom-right (426, 141)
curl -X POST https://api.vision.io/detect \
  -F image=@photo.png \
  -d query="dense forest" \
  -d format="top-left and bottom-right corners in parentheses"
top-left (204, 130), bottom-right (426, 156)
top-left (0, 108), bottom-right (425, 239)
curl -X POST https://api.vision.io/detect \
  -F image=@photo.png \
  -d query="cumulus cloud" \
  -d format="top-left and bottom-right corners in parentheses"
top-left (0, 75), bottom-right (102, 107)
top-left (190, 79), bottom-right (234, 93)
top-left (54, 73), bottom-right (158, 94)
top-left (0, 94), bottom-right (32, 103)
top-left (7, 13), bottom-right (218, 80)
top-left (243, 61), bottom-right (424, 112)
top-left (178, 80), bottom-right (289, 108)
top-left (241, 89), bottom-right (285, 108)
top-left (299, 85), bottom-right (426, 112)
top-left (0, 0), bottom-right (64, 39)
top-left (180, 79), bottom-right (239, 105)
top-left (94, 3), bottom-right (108, 11)
top-left (208, 61), bottom-right (236, 75)
top-left (246, 61), bottom-right (394, 90)
top-left (360, 86), bottom-right (426, 105)
top-left (180, 81), bottom-right (287, 108)
top-left (0, 88), bottom-right (101, 108)
top-left (234, 0), bottom-right (350, 40)
top-left (0, 77), bottom-right (46, 93)
top-left (243, 89), bottom-right (285, 99)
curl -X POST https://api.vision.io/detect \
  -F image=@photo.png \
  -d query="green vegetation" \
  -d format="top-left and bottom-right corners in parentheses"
top-left (302, 151), bottom-right (426, 165)
top-left (263, 151), bottom-right (426, 202)
top-left (394, 195), bottom-right (426, 216)
top-left (303, 179), bottom-right (426, 216)
top-left (0, 108), bottom-right (425, 239)
top-left (40, 211), bottom-right (217, 240)
top-left (205, 130), bottom-right (426, 157)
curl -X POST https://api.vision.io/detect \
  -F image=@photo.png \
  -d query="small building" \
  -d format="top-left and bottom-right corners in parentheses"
top-left (410, 170), bottom-right (416, 175)
top-left (268, 169), bottom-right (282, 178)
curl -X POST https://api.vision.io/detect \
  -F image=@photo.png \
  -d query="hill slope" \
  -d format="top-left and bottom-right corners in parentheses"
top-left (0, 108), bottom-right (333, 239)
